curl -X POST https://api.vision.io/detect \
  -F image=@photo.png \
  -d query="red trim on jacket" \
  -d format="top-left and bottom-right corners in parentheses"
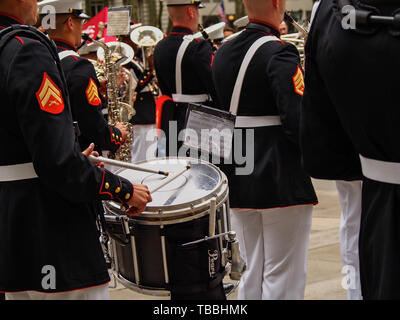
top-left (171, 25), bottom-right (193, 33)
top-left (169, 32), bottom-right (190, 35)
top-left (249, 19), bottom-right (280, 35)
top-left (52, 38), bottom-right (78, 51)
top-left (0, 12), bottom-right (23, 24)
top-left (210, 54), bottom-right (215, 67)
top-left (155, 95), bottom-right (174, 138)
top-left (110, 127), bottom-right (122, 147)
top-left (14, 36), bottom-right (24, 45)
top-left (99, 170), bottom-right (113, 198)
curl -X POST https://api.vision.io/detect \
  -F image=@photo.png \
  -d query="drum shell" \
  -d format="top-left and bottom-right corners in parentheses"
top-left (103, 157), bottom-right (230, 294)
top-left (105, 207), bottom-right (228, 291)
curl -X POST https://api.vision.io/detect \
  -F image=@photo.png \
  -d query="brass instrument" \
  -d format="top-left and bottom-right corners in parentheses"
top-left (91, 38), bottom-right (136, 162)
top-left (282, 12), bottom-right (310, 67)
top-left (130, 26), bottom-right (164, 97)
top-left (284, 12), bottom-right (309, 38)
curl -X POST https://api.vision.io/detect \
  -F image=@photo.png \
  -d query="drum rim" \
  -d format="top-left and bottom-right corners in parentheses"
top-left (104, 157), bottom-right (229, 220)
top-left (105, 192), bottom-right (229, 225)
top-left (114, 272), bottom-right (170, 296)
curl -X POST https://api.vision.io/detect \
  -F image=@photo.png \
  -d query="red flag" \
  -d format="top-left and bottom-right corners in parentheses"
top-left (82, 7), bottom-right (116, 43)
top-left (217, 1), bottom-right (229, 24)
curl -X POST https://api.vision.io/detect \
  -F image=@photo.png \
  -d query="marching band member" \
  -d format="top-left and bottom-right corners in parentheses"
top-left (305, 0), bottom-right (363, 301)
top-left (152, 0), bottom-right (226, 299)
top-left (153, 0), bottom-right (219, 155)
top-left (279, 20), bottom-right (288, 35)
top-left (39, 0), bottom-right (129, 155)
top-left (300, 0), bottom-right (400, 299)
top-left (119, 32), bottom-right (158, 163)
top-left (212, 0), bottom-right (318, 300)
top-left (0, 0), bottom-right (151, 300)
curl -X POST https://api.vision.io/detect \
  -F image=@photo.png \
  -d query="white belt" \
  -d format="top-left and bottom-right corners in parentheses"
top-left (172, 93), bottom-right (209, 104)
top-left (235, 115), bottom-right (282, 128)
top-left (359, 155), bottom-right (400, 184)
top-left (0, 162), bottom-right (38, 182)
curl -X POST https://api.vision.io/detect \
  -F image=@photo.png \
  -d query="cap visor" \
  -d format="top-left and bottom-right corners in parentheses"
top-left (79, 13), bottom-right (91, 19)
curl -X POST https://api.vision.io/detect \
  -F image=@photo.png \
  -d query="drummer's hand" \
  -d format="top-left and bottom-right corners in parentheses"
top-left (82, 143), bottom-right (104, 168)
top-left (126, 184), bottom-right (152, 216)
top-left (114, 123), bottom-right (128, 143)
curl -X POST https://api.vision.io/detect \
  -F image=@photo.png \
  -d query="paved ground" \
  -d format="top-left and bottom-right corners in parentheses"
top-left (109, 179), bottom-right (347, 300)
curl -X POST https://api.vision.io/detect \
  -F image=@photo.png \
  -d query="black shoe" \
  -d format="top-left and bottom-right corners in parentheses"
top-left (223, 283), bottom-right (235, 295)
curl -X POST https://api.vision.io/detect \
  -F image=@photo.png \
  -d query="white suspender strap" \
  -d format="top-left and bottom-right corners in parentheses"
top-left (229, 35), bottom-right (280, 116)
top-left (175, 35), bottom-right (194, 95)
top-left (172, 93), bottom-right (209, 103)
top-left (58, 50), bottom-right (79, 61)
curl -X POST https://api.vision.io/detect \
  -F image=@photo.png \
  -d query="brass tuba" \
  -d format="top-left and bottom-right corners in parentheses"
top-left (130, 26), bottom-right (164, 96)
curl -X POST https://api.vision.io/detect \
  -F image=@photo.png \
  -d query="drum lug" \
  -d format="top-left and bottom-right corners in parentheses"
top-left (226, 231), bottom-right (246, 281)
top-left (209, 197), bottom-right (217, 237)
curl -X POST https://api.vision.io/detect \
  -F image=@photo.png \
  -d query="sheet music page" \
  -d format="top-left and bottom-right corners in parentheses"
top-left (107, 7), bottom-right (131, 36)
top-left (184, 109), bottom-right (234, 160)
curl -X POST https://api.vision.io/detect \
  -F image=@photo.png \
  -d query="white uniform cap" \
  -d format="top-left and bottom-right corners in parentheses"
top-left (193, 22), bottom-right (226, 40)
top-left (78, 41), bottom-right (100, 55)
top-left (222, 30), bottom-right (244, 44)
top-left (38, 0), bottom-right (90, 19)
top-left (233, 16), bottom-right (249, 28)
top-left (165, 0), bottom-right (204, 8)
top-left (130, 23), bottom-right (142, 32)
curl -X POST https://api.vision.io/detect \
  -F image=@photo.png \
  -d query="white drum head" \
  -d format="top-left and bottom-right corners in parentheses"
top-left (117, 158), bottom-right (222, 208)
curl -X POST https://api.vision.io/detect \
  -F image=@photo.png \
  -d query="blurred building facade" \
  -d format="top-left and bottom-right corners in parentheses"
top-left (83, 0), bottom-right (314, 33)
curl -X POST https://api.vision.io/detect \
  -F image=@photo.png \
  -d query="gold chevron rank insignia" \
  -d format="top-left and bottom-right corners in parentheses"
top-left (35, 72), bottom-right (64, 114)
top-left (86, 78), bottom-right (101, 106)
top-left (292, 66), bottom-right (305, 96)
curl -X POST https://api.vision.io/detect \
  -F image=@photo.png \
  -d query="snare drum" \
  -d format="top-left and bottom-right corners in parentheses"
top-left (103, 157), bottom-right (231, 297)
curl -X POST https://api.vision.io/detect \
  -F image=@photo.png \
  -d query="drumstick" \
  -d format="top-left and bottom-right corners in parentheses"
top-left (88, 155), bottom-right (169, 176)
top-left (150, 163), bottom-right (192, 194)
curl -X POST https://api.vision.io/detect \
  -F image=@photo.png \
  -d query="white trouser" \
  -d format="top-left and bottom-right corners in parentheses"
top-left (130, 124), bottom-right (157, 163)
top-left (335, 180), bottom-right (362, 300)
top-left (5, 283), bottom-right (110, 300)
top-left (231, 205), bottom-right (313, 300)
